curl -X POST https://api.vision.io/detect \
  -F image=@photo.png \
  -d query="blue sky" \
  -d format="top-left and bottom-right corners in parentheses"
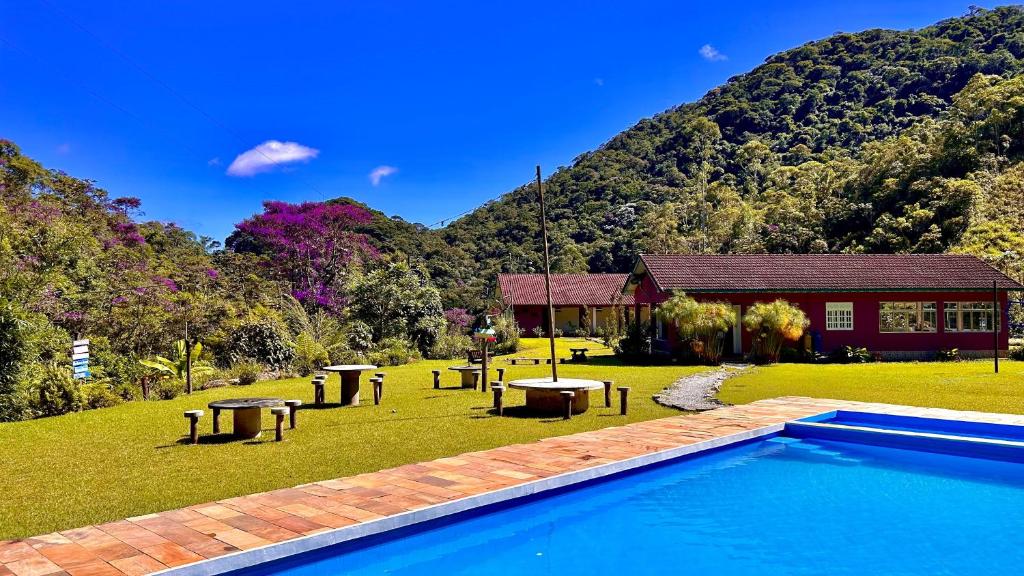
top-left (1, 0), bottom-right (991, 241)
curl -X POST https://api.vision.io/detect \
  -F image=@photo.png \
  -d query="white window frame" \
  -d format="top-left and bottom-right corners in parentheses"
top-left (879, 301), bottom-right (937, 333)
top-left (944, 302), bottom-right (998, 333)
top-left (825, 302), bottom-right (854, 331)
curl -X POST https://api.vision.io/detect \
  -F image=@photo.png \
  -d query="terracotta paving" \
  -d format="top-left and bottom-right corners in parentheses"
top-left (4, 396), bottom-right (1023, 576)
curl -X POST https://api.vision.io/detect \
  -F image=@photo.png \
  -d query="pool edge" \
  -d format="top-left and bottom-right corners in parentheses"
top-left (153, 421), bottom-right (791, 576)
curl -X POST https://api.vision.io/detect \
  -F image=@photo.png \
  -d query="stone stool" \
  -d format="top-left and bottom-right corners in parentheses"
top-left (603, 380), bottom-right (613, 408)
top-left (496, 367), bottom-right (505, 383)
top-left (492, 385), bottom-right (505, 416)
top-left (312, 377), bottom-right (326, 405)
top-left (285, 399), bottom-right (302, 429)
top-left (211, 407), bottom-right (221, 434)
top-left (618, 386), bottom-right (630, 415)
top-left (472, 370), bottom-right (481, 390)
top-left (560, 391), bottom-right (575, 420)
top-left (370, 377), bottom-right (383, 405)
top-left (271, 407), bottom-right (289, 441)
top-left (184, 410), bottom-right (203, 444)
top-left (432, 370), bottom-right (441, 389)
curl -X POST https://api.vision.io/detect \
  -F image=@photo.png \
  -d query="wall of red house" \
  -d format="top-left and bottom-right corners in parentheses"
top-left (630, 274), bottom-right (1011, 353)
top-left (511, 305), bottom-right (544, 335)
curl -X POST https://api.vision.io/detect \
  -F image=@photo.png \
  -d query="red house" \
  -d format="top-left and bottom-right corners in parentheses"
top-left (497, 273), bottom-right (635, 336)
top-left (623, 254), bottom-right (1023, 360)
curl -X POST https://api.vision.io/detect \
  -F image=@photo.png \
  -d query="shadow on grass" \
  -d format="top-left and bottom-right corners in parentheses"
top-left (161, 433), bottom-right (260, 448)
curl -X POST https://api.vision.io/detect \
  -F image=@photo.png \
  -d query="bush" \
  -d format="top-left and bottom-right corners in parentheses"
top-left (31, 362), bottom-right (83, 417)
top-left (427, 332), bottom-right (473, 360)
top-left (614, 320), bottom-right (652, 361)
top-left (347, 320), bottom-right (374, 351)
top-left (0, 304), bottom-right (28, 422)
top-left (82, 382), bottom-right (122, 410)
top-left (743, 300), bottom-right (809, 364)
top-left (230, 361), bottom-right (262, 385)
top-left (227, 322), bottom-right (294, 369)
top-left (531, 326), bottom-right (544, 338)
top-left (368, 338), bottom-right (422, 366)
top-left (154, 378), bottom-right (182, 400)
top-left (293, 332), bottom-right (329, 376)
top-left (829, 346), bottom-right (873, 364)
top-left (1009, 346), bottom-right (1024, 361)
top-left (936, 348), bottom-right (961, 362)
top-left (491, 312), bottom-right (520, 355)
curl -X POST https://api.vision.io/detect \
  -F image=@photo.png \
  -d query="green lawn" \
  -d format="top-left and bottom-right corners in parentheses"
top-left (719, 360), bottom-right (1024, 413)
top-left (0, 338), bottom-right (704, 539)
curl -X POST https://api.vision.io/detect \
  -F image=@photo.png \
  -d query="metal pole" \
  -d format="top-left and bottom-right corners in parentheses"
top-left (536, 166), bottom-right (558, 381)
top-left (185, 319), bottom-right (192, 394)
top-left (994, 280), bottom-right (999, 374)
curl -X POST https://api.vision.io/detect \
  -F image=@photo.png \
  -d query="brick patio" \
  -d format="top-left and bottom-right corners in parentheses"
top-left (3, 396), bottom-right (1022, 576)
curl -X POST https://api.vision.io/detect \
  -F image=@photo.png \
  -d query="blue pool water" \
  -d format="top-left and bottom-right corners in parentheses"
top-left (236, 435), bottom-right (1024, 575)
top-left (804, 410), bottom-right (1024, 443)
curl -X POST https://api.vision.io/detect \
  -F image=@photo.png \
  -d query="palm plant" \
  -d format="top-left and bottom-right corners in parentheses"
top-left (658, 294), bottom-right (735, 364)
top-left (139, 340), bottom-right (214, 381)
top-left (742, 300), bottom-right (809, 364)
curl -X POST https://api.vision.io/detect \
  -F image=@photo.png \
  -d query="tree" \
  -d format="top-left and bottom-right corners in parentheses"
top-left (229, 201), bottom-right (377, 313)
top-left (0, 303), bottom-right (27, 421)
top-left (742, 300), bottom-right (809, 364)
top-left (347, 261), bottom-right (445, 354)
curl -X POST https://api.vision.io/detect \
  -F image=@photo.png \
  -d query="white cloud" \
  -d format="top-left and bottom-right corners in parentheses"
top-left (699, 44), bottom-right (727, 62)
top-left (226, 140), bottom-right (319, 177)
top-left (369, 165), bottom-right (398, 186)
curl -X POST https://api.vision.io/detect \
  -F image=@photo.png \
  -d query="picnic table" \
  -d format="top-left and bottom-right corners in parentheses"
top-left (569, 348), bottom-right (590, 362)
top-left (323, 364), bottom-right (378, 406)
top-left (448, 365), bottom-right (481, 388)
top-left (208, 397), bottom-right (284, 439)
top-left (506, 378), bottom-right (604, 414)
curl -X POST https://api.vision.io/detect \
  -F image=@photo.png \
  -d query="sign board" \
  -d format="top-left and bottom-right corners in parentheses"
top-left (72, 339), bottom-right (90, 380)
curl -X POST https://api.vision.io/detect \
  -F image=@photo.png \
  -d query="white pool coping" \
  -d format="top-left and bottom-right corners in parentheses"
top-left (155, 420), bottom-right (791, 576)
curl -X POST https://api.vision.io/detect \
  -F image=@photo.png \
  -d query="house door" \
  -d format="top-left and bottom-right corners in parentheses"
top-left (732, 305), bottom-right (742, 355)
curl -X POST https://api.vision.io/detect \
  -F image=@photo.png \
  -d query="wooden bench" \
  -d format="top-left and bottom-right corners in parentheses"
top-left (509, 357), bottom-right (551, 366)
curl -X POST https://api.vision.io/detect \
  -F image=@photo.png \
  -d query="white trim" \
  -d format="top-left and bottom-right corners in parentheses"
top-left (154, 423), bottom-right (788, 576)
top-left (825, 302), bottom-right (854, 331)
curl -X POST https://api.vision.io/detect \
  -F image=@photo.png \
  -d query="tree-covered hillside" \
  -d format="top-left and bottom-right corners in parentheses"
top-left (410, 6), bottom-right (1024, 309)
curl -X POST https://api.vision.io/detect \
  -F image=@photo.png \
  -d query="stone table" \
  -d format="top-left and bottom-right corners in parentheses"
top-left (506, 378), bottom-right (605, 414)
top-left (208, 397), bottom-right (284, 439)
top-left (447, 365), bottom-right (481, 388)
top-left (323, 364), bottom-right (378, 406)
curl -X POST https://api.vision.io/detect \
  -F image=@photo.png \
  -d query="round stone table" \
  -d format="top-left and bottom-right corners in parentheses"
top-left (208, 397), bottom-right (284, 439)
top-left (323, 364), bottom-right (378, 406)
top-left (447, 365), bottom-right (480, 388)
top-left (506, 378), bottom-right (605, 414)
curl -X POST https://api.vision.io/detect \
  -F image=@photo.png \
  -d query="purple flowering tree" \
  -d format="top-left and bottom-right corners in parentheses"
top-left (231, 201), bottom-right (377, 312)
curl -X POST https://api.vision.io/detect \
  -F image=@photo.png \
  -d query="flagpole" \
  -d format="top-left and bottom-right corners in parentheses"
top-left (536, 166), bottom-right (558, 381)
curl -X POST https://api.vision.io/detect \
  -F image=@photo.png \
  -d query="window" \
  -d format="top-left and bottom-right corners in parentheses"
top-left (879, 302), bottom-right (936, 333)
top-left (826, 302), bottom-right (854, 331)
top-left (945, 302), bottom-right (997, 332)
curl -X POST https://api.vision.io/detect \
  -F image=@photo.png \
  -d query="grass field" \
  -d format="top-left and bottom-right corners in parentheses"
top-left (719, 360), bottom-right (1024, 413)
top-left (0, 338), bottom-right (704, 539)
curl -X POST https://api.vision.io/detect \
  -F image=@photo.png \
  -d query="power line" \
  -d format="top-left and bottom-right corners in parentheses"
top-left (30, 0), bottom-right (332, 199)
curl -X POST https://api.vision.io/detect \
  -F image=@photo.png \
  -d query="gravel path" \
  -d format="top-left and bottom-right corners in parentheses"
top-left (653, 364), bottom-right (750, 411)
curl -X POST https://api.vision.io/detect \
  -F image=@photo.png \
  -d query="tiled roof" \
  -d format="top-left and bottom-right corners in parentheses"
top-left (498, 273), bottom-right (634, 306)
top-left (637, 254), bottom-right (1024, 292)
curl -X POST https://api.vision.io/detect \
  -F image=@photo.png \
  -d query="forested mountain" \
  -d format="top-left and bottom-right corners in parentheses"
top-left (387, 6), bottom-right (1024, 309)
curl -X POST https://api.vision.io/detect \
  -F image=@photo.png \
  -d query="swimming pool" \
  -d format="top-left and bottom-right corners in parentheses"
top-left (225, 422), bottom-right (1024, 575)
